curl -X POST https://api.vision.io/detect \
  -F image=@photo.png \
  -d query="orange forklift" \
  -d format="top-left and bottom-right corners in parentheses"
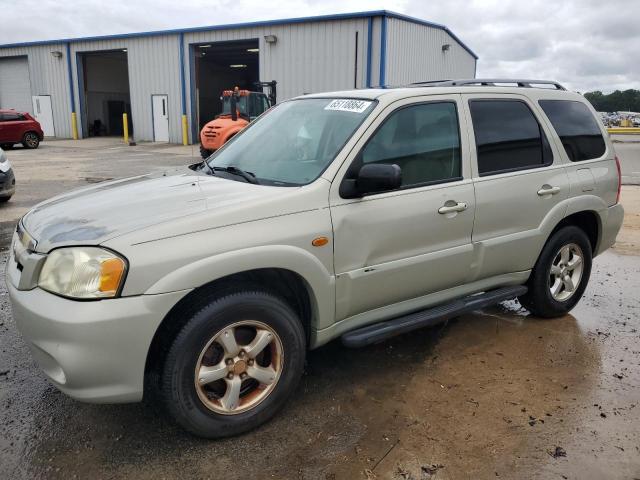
top-left (199, 81), bottom-right (277, 159)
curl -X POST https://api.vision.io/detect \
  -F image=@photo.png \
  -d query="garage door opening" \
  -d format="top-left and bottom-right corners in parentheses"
top-left (193, 39), bottom-right (260, 131)
top-left (78, 50), bottom-right (132, 138)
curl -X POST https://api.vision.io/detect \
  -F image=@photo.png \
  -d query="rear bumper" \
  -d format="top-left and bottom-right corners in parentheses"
top-left (597, 203), bottom-right (624, 256)
top-left (6, 250), bottom-right (191, 403)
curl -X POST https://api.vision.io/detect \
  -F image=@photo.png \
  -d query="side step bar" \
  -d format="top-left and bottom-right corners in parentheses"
top-left (341, 285), bottom-right (528, 348)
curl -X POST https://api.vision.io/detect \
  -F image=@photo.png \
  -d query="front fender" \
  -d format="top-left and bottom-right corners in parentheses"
top-left (144, 244), bottom-right (335, 331)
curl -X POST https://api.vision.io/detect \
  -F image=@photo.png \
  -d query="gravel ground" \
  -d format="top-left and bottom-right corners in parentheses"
top-left (0, 139), bottom-right (639, 479)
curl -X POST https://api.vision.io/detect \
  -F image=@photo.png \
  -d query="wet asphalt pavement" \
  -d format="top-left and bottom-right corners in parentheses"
top-left (1, 139), bottom-right (639, 479)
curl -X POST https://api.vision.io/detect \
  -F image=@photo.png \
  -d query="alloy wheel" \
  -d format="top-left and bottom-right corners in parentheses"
top-left (549, 243), bottom-right (584, 302)
top-left (194, 320), bottom-right (283, 415)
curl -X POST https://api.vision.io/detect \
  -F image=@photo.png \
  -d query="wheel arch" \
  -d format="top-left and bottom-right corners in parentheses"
top-left (549, 210), bottom-right (600, 254)
top-left (144, 267), bottom-right (317, 395)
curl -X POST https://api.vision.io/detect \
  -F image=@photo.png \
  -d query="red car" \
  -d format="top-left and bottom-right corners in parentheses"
top-left (0, 109), bottom-right (44, 149)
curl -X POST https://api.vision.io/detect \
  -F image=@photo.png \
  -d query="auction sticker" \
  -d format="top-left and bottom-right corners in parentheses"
top-left (325, 99), bottom-right (372, 113)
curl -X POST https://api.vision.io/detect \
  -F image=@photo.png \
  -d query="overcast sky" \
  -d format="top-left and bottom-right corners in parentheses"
top-left (1, 0), bottom-right (638, 93)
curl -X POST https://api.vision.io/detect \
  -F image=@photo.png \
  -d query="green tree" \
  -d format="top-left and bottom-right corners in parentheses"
top-left (584, 89), bottom-right (640, 112)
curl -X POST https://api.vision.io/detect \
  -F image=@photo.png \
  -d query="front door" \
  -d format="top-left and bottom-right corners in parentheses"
top-left (330, 95), bottom-right (476, 321)
top-left (152, 95), bottom-right (169, 142)
top-left (32, 95), bottom-right (55, 137)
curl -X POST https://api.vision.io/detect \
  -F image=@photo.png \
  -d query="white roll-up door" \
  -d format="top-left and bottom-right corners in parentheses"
top-left (0, 57), bottom-right (32, 114)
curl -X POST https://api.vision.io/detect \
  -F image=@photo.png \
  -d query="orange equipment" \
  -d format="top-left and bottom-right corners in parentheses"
top-left (199, 81), bottom-right (276, 159)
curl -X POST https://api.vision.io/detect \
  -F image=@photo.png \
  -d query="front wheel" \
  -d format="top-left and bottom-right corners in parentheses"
top-left (519, 225), bottom-right (592, 318)
top-left (22, 132), bottom-right (40, 149)
top-left (160, 290), bottom-right (306, 438)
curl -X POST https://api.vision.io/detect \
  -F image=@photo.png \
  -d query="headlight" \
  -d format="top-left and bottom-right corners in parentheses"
top-left (38, 247), bottom-right (127, 299)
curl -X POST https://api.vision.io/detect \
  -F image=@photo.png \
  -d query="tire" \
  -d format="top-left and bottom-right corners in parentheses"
top-left (160, 290), bottom-right (306, 438)
top-left (200, 145), bottom-right (213, 160)
top-left (22, 132), bottom-right (40, 149)
top-left (0, 196), bottom-right (10, 203)
top-left (518, 225), bottom-right (592, 318)
top-left (1, 144), bottom-right (13, 150)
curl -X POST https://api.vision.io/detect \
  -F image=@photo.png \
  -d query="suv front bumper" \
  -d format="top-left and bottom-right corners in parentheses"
top-left (6, 250), bottom-right (190, 403)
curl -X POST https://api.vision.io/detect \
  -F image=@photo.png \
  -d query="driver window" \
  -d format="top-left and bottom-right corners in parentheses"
top-left (361, 102), bottom-right (462, 187)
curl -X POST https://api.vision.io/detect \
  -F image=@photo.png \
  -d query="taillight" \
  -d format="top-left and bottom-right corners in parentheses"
top-left (615, 155), bottom-right (622, 204)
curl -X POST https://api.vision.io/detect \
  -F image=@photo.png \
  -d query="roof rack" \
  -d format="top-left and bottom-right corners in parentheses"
top-left (409, 79), bottom-right (566, 90)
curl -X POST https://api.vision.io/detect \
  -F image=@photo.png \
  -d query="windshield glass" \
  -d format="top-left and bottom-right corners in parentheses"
top-left (207, 98), bottom-right (376, 186)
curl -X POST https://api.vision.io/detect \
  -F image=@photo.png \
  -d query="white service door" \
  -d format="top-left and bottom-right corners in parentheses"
top-left (152, 95), bottom-right (169, 142)
top-left (32, 95), bottom-right (55, 137)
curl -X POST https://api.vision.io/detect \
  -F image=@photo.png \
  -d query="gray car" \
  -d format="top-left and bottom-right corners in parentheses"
top-left (0, 147), bottom-right (16, 202)
top-left (7, 79), bottom-right (624, 438)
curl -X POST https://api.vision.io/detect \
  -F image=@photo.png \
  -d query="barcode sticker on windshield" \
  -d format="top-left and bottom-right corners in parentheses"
top-left (325, 99), bottom-right (372, 113)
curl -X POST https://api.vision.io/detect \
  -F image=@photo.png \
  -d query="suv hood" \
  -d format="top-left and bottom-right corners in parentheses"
top-left (23, 168), bottom-right (287, 253)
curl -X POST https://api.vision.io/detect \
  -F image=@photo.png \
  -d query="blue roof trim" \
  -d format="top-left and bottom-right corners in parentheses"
top-left (0, 10), bottom-right (477, 59)
top-left (379, 16), bottom-right (387, 87)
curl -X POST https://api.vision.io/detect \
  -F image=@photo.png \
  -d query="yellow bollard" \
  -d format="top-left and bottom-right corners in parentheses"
top-left (71, 112), bottom-right (78, 140)
top-left (123, 113), bottom-right (129, 144)
top-left (181, 114), bottom-right (189, 146)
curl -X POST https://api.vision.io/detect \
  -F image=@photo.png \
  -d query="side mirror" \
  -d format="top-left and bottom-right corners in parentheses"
top-left (340, 163), bottom-right (402, 198)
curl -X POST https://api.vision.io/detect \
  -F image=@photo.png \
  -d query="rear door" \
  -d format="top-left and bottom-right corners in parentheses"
top-left (462, 94), bottom-right (570, 280)
top-left (330, 95), bottom-right (476, 320)
top-left (0, 112), bottom-right (26, 142)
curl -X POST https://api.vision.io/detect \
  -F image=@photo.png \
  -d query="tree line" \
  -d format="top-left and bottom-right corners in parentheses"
top-left (583, 89), bottom-right (640, 112)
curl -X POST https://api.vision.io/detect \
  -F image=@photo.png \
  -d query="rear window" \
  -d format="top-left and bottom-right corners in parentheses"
top-left (469, 100), bottom-right (552, 175)
top-left (539, 100), bottom-right (606, 161)
top-left (0, 112), bottom-right (24, 121)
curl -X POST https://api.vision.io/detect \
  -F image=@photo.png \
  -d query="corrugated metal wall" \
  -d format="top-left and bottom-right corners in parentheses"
top-left (69, 35), bottom-right (183, 142)
top-left (0, 15), bottom-right (476, 143)
top-left (0, 44), bottom-right (72, 137)
top-left (384, 18), bottom-right (476, 85)
top-left (182, 18), bottom-right (370, 142)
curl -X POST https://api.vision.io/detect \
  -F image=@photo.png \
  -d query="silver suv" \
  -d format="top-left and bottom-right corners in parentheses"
top-left (7, 79), bottom-right (624, 437)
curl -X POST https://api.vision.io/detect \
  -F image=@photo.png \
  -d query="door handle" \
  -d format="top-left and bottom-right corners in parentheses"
top-left (537, 185), bottom-right (561, 196)
top-left (438, 201), bottom-right (468, 214)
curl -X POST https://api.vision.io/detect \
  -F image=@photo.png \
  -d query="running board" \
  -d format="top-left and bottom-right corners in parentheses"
top-left (341, 285), bottom-right (528, 348)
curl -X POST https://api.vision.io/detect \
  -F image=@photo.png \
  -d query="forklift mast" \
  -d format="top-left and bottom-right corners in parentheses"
top-left (254, 81), bottom-right (277, 107)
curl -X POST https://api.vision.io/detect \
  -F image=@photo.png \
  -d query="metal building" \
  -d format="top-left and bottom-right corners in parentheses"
top-left (0, 10), bottom-right (477, 145)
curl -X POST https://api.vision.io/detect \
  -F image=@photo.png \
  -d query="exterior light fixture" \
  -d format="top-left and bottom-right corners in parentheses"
top-left (200, 44), bottom-right (212, 48)
top-left (122, 48), bottom-right (127, 52)
top-left (230, 64), bottom-right (247, 68)
top-left (247, 48), bottom-right (259, 53)
top-left (264, 35), bottom-right (277, 44)
top-left (51, 51), bottom-right (63, 58)
top-left (442, 44), bottom-right (450, 51)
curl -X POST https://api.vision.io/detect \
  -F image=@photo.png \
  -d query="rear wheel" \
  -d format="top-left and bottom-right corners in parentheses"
top-left (519, 226), bottom-right (592, 318)
top-left (22, 132), bottom-right (40, 149)
top-left (160, 290), bottom-right (306, 438)
top-left (0, 196), bottom-right (11, 203)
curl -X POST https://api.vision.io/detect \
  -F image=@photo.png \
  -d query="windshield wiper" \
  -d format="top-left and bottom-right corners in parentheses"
top-left (212, 166), bottom-right (260, 184)
top-left (201, 160), bottom-right (215, 176)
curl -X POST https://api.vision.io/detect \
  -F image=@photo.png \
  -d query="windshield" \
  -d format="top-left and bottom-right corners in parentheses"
top-left (207, 98), bottom-right (376, 186)
top-left (221, 96), bottom-right (249, 116)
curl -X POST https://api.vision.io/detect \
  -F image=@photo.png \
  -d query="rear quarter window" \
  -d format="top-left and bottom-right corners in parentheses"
top-left (539, 100), bottom-right (606, 161)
